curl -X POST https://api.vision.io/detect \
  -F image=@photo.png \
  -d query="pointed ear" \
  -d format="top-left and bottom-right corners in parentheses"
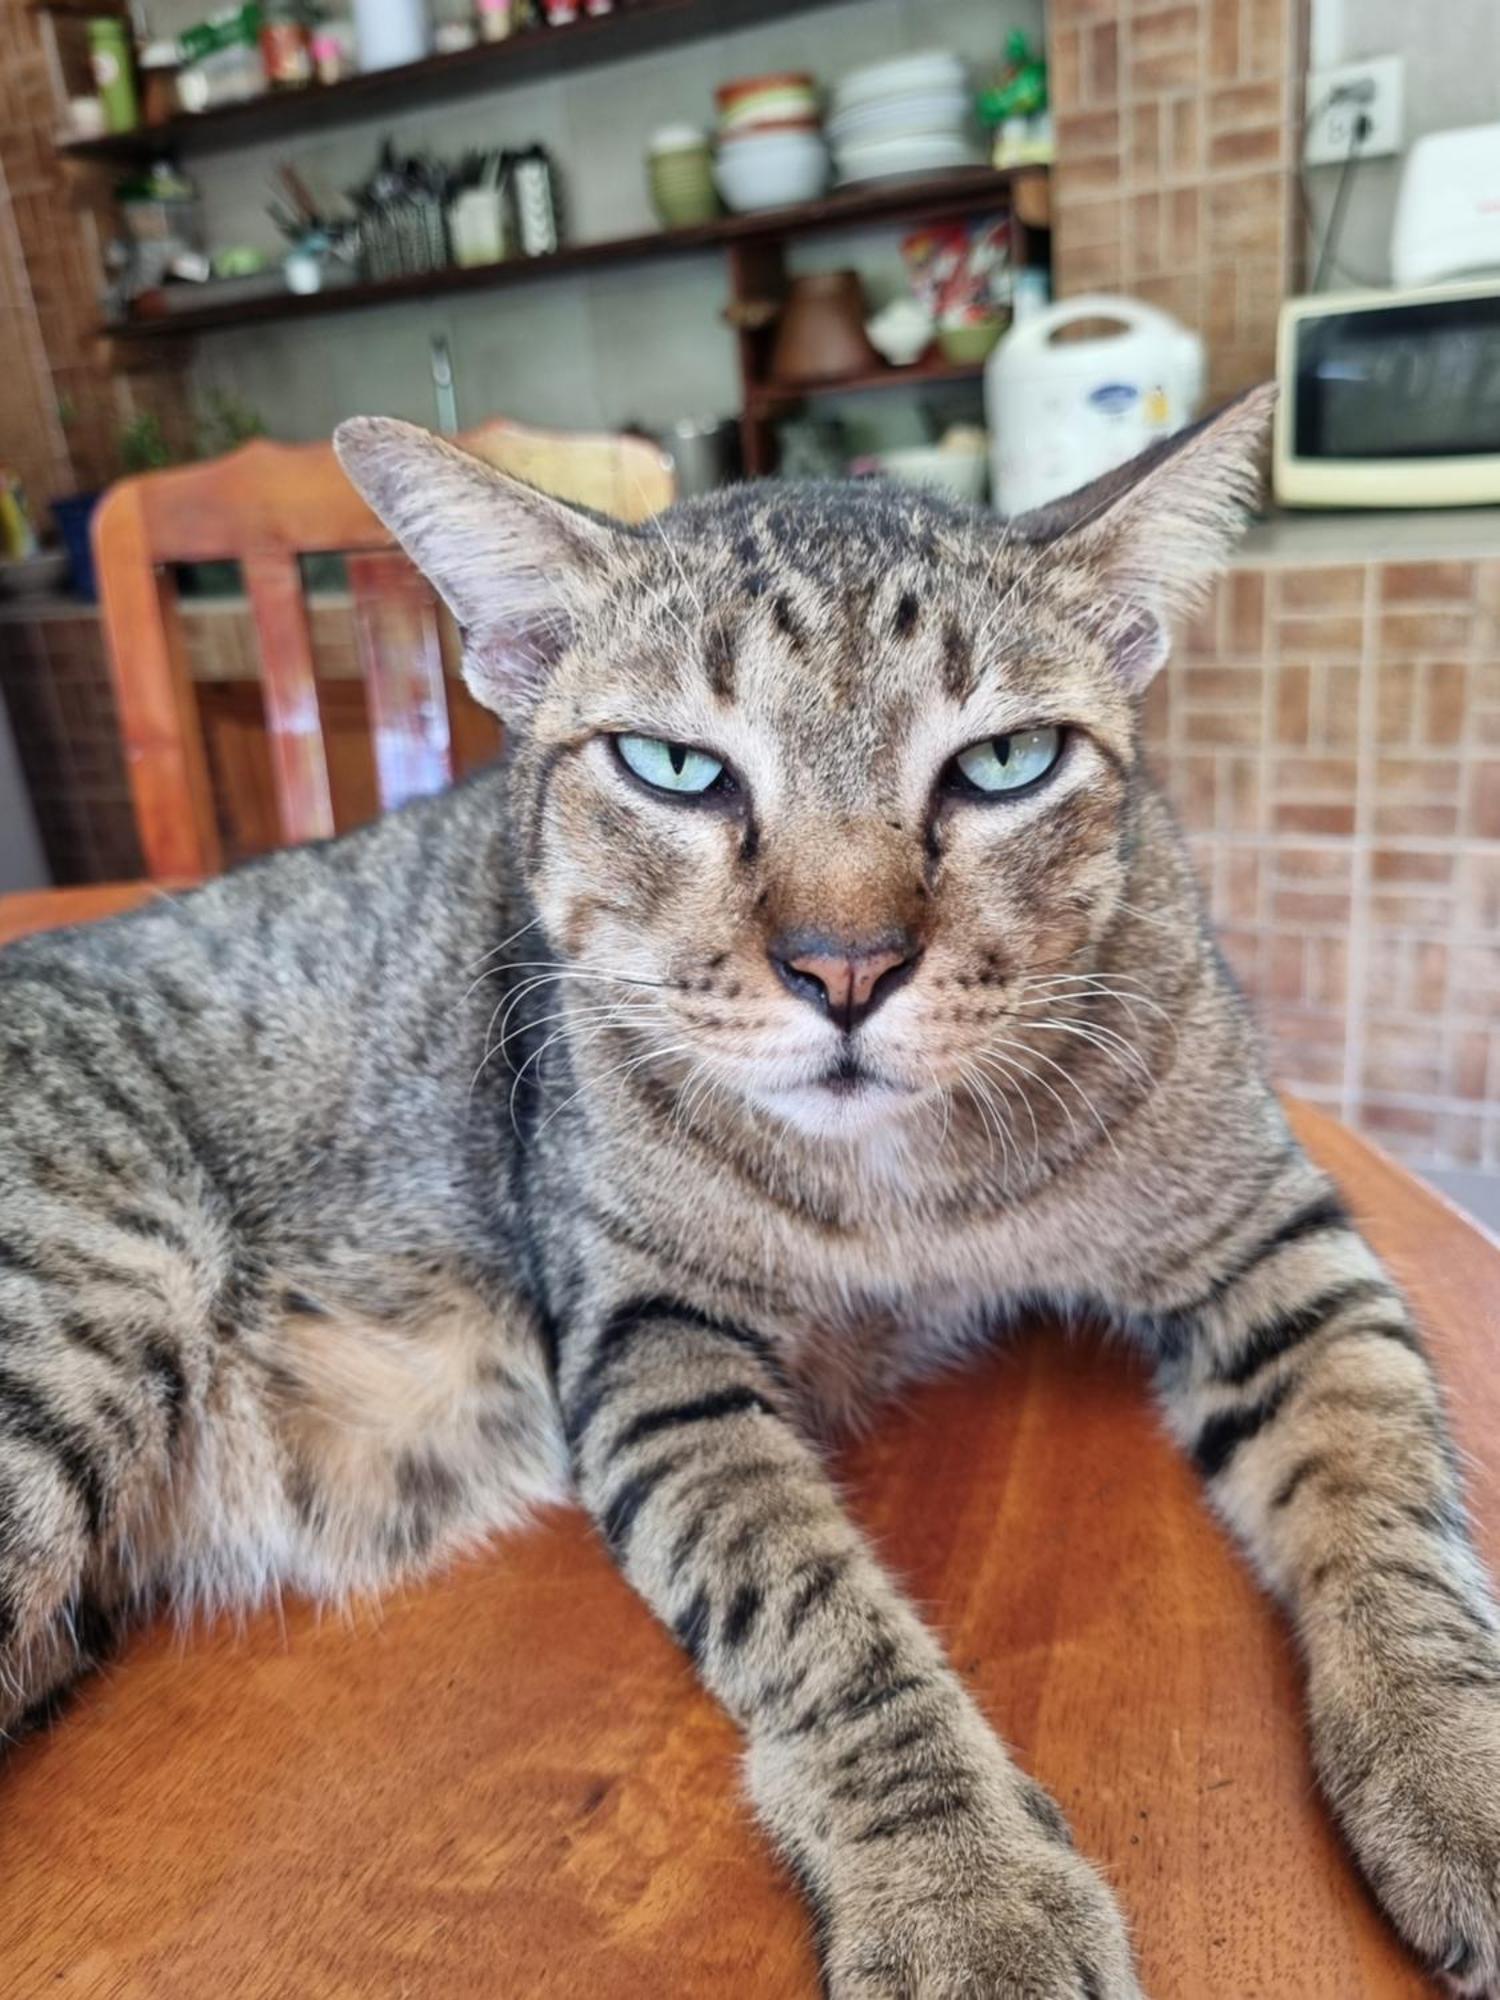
top-left (1010, 384), bottom-right (1276, 690)
top-left (334, 416), bottom-right (623, 718)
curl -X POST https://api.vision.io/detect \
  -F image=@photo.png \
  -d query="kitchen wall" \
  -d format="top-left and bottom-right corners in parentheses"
top-left (1046, 0), bottom-right (1305, 402)
top-left (1304, 0), bottom-right (1500, 291)
top-left (1141, 524), bottom-right (1500, 1188)
top-left (185, 0), bottom-right (1041, 444)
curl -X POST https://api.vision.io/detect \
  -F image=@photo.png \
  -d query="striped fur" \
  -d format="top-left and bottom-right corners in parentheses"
top-left (0, 391), bottom-right (1492, 1995)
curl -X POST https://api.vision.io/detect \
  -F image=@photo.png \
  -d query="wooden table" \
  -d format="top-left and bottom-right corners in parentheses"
top-left (0, 881), bottom-right (170, 949)
top-left (1, 886), bottom-right (1496, 1998)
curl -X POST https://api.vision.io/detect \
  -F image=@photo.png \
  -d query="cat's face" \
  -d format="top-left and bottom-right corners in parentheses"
top-left (337, 393), bottom-right (1272, 1138)
top-left (510, 488), bottom-right (1141, 1135)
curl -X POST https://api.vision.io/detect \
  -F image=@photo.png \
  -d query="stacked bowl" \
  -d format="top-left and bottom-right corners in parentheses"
top-left (827, 50), bottom-right (980, 186)
top-left (713, 70), bottom-right (830, 212)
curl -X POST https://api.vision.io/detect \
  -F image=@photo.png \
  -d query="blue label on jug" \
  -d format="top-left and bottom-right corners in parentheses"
top-left (1088, 382), bottom-right (1139, 415)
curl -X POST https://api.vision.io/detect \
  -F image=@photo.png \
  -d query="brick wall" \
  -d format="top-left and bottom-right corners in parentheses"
top-left (1142, 556), bottom-right (1500, 1175)
top-left (1047, 0), bottom-right (1307, 400)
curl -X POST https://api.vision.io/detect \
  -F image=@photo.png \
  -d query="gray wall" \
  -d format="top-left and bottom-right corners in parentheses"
top-left (186, 0), bottom-right (1040, 443)
top-left (1306, 0), bottom-right (1500, 290)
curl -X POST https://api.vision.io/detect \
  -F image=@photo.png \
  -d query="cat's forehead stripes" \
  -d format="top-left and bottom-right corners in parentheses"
top-left (606, 488), bottom-right (1056, 741)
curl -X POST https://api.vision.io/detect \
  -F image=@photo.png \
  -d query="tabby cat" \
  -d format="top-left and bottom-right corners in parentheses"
top-left (2, 387), bottom-right (1497, 1997)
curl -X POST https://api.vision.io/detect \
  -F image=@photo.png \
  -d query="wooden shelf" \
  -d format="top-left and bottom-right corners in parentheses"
top-left (31, 0), bottom-right (127, 16)
top-left (56, 0), bottom-right (846, 164)
top-left (102, 168), bottom-right (1032, 342)
top-left (745, 353), bottom-right (987, 410)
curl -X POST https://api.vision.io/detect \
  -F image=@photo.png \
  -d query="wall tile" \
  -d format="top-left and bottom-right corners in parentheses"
top-left (1380, 561), bottom-right (1476, 604)
top-left (1052, 23), bottom-right (1084, 109)
top-left (1147, 555), bottom-right (1500, 1179)
top-left (1208, 124), bottom-right (1284, 171)
top-left (1132, 46), bottom-right (1203, 95)
top-left (1085, 20), bottom-right (1121, 100)
top-left (1207, 0), bottom-right (1241, 79)
top-left (1166, 95), bottom-right (1203, 175)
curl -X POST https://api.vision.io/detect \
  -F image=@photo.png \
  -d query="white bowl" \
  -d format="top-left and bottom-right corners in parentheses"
top-left (715, 134), bottom-right (830, 211)
top-left (876, 443), bottom-right (988, 504)
top-left (866, 297), bottom-right (934, 366)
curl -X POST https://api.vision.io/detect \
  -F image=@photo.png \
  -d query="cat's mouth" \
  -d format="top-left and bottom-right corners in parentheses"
top-left (818, 1050), bottom-right (881, 1097)
top-left (740, 1045), bottom-right (921, 1135)
top-left (811, 1049), bottom-right (920, 1103)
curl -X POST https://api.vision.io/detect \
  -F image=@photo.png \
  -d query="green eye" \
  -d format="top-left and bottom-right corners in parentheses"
top-left (953, 727), bottom-right (1063, 796)
top-left (616, 733), bottom-right (727, 796)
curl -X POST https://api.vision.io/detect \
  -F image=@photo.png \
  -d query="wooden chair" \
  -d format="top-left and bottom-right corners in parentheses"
top-left (92, 418), bottom-right (676, 883)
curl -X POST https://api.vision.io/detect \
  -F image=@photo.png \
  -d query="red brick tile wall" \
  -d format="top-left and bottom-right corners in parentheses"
top-left (1143, 555), bottom-right (1500, 1176)
top-left (1047, 0), bottom-right (1308, 401)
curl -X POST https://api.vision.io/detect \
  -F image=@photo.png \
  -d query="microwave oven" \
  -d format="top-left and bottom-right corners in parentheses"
top-left (1273, 277), bottom-right (1500, 507)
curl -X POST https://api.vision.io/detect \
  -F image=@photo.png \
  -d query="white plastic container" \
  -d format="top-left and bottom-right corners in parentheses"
top-left (450, 186), bottom-right (507, 267)
top-left (351, 0), bottom-right (428, 73)
top-left (986, 294), bottom-right (1205, 515)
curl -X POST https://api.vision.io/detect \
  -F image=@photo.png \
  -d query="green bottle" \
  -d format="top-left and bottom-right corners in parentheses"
top-left (89, 19), bottom-right (140, 134)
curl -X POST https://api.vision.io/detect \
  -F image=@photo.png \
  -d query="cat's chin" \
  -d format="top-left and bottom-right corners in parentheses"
top-left (751, 1070), bottom-right (920, 1143)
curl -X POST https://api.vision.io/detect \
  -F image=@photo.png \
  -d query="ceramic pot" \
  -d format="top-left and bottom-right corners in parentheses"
top-left (770, 270), bottom-right (879, 386)
top-left (647, 128), bottom-right (719, 227)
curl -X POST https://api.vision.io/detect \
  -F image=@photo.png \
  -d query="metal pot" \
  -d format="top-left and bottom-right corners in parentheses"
top-left (662, 415), bottom-right (741, 496)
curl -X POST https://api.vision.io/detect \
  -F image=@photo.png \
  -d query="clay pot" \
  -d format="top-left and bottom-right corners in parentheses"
top-left (769, 270), bottom-right (880, 387)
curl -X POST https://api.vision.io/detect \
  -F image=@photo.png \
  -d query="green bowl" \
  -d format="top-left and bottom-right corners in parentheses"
top-left (938, 318), bottom-right (1007, 365)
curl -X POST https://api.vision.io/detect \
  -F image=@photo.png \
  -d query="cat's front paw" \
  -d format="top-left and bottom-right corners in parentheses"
top-left (819, 1799), bottom-right (1142, 1999)
top-left (1315, 1670), bottom-right (1500, 1996)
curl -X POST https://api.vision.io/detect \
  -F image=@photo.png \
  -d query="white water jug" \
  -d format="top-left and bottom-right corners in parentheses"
top-left (986, 294), bottom-right (1205, 515)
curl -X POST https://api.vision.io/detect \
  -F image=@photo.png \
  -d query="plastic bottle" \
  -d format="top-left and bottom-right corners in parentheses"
top-left (88, 19), bottom-right (139, 133)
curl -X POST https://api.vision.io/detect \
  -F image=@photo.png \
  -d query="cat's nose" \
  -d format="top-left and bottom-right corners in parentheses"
top-left (770, 933), bottom-right (922, 1033)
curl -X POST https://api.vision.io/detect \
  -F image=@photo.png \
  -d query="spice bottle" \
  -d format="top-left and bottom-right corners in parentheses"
top-left (261, 0), bottom-right (313, 86)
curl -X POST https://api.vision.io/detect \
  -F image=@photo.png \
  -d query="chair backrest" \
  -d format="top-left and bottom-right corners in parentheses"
top-left (94, 417), bottom-right (676, 881)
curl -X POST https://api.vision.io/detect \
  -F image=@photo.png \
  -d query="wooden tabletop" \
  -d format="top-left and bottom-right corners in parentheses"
top-left (0, 881), bottom-right (171, 949)
top-left (2, 887), bottom-right (1497, 1998)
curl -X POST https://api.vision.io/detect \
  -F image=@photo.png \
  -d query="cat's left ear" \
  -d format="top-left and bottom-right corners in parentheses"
top-left (334, 417), bottom-right (624, 719)
top-left (1010, 383), bottom-right (1275, 690)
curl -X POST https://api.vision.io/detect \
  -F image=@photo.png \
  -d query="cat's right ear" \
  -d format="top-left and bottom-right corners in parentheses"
top-left (334, 417), bottom-right (622, 719)
top-left (1009, 384), bottom-right (1275, 691)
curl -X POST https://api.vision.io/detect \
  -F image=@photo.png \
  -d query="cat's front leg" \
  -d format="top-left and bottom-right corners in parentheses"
top-left (562, 1292), bottom-right (1140, 1998)
top-left (1146, 1167), bottom-right (1500, 1994)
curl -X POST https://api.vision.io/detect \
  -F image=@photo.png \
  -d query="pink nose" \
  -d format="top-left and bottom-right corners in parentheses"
top-left (771, 937), bottom-right (920, 1033)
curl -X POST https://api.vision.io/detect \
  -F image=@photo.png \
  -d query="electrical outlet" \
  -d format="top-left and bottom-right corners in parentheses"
top-left (1305, 55), bottom-right (1404, 167)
